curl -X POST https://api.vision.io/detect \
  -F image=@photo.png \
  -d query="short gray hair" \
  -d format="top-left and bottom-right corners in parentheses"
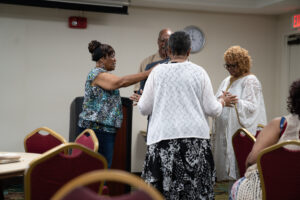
top-left (168, 31), bottom-right (191, 56)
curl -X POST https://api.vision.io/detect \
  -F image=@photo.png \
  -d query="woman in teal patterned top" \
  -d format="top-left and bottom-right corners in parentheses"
top-left (79, 40), bottom-right (151, 168)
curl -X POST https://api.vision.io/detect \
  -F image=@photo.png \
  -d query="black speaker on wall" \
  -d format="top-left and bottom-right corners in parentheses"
top-left (69, 96), bottom-right (133, 195)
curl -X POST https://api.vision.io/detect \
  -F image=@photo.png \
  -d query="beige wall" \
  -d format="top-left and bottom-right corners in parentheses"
top-left (274, 11), bottom-right (300, 116)
top-left (0, 3), bottom-right (297, 172)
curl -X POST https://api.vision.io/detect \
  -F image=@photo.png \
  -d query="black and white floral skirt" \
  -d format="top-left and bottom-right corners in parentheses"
top-left (142, 138), bottom-right (216, 200)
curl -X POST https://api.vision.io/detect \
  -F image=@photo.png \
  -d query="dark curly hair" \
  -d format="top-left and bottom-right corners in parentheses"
top-left (287, 79), bottom-right (300, 118)
top-left (88, 40), bottom-right (115, 61)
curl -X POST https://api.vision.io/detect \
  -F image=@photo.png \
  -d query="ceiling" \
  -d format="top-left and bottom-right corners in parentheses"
top-left (130, 0), bottom-right (300, 15)
top-left (1, 0), bottom-right (299, 15)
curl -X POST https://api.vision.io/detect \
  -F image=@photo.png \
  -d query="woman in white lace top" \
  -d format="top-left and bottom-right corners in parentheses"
top-left (212, 46), bottom-right (267, 181)
top-left (138, 31), bottom-right (236, 200)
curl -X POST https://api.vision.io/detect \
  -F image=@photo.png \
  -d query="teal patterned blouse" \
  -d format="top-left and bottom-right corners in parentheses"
top-left (78, 67), bottom-right (123, 133)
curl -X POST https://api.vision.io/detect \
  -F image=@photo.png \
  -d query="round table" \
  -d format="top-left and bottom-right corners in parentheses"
top-left (0, 152), bottom-right (41, 179)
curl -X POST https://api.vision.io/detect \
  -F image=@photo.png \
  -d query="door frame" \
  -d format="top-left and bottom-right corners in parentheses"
top-left (278, 30), bottom-right (300, 116)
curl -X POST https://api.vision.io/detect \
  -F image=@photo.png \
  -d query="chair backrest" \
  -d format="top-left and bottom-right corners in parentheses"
top-left (255, 124), bottom-right (265, 138)
top-left (51, 169), bottom-right (164, 200)
top-left (24, 127), bottom-right (67, 153)
top-left (56, 187), bottom-right (153, 200)
top-left (72, 129), bottom-right (99, 155)
top-left (257, 140), bottom-right (300, 200)
top-left (24, 143), bottom-right (108, 200)
top-left (232, 128), bottom-right (256, 177)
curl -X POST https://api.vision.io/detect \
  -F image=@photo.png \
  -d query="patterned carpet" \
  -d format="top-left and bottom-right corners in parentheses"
top-left (3, 182), bottom-right (229, 200)
top-left (3, 184), bottom-right (24, 200)
top-left (215, 181), bottom-right (230, 200)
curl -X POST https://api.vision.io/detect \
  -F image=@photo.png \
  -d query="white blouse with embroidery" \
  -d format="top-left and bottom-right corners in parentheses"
top-left (212, 74), bottom-right (267, 181)
top-left (138, 61), bottom-right (223, 145)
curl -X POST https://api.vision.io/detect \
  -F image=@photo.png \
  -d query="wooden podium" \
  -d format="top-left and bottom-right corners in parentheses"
top-left (69, 97), bottom-right (132, 195)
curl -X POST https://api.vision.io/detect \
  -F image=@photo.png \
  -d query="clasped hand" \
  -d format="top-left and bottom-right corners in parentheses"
top-left (221, 91), bottom-right (238, 107)
top-left (130, 89), bottom-right (143, 106)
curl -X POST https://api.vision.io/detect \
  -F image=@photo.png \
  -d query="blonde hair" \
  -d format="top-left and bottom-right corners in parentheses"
top-left (224, 45), bottom-right (251, 74)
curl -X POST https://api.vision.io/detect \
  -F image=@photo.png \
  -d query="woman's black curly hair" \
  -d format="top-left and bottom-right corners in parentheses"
top-left (287, 79), bottom-right (300, 118)
top-left (88, 40), bottom-right (115, 61)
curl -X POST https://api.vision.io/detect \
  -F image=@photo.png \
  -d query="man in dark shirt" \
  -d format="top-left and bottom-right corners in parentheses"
top-left (130, 43), bottom-right (169, 141)
top-left (134, 42), bottom-right (170, 96)
top-left (138, 58), bottom-right (169, 94)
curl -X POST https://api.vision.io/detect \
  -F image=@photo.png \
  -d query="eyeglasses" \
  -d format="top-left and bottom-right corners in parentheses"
top-left (223, 63), bottom-right (238, 70)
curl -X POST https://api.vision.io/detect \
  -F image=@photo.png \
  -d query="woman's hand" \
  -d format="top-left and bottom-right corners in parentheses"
top-left (129, 89), bottom-right (142, 106)
top-left (220, 91), bottom-right (238, 107)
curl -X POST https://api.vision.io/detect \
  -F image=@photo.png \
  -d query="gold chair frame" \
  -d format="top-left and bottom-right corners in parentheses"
top-left (24, 143), bottom-right (108, 200)
top-left (257, 124), bottom-right (265, 129)
top-left (51, 169), bottom-right (164, 200)
top-left (75, 129), bottom-right (99, 152)
top-left (24, 126), bottom-right (67, 152)
top-left (257, 140), bottom-right (300, 200)
top-left (232, 128), bottom-right (256, 143)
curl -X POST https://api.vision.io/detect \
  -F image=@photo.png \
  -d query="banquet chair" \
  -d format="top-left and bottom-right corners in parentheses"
top-left (72, 129), bottom-right (109, 195)
top-left (71, 129), bottom-right (99, 156)
top-left (255, 124), bottom-right (265, 138)
top-left (257, 140), bottom-right (300, 200)
top-left (51, 169), bottom-right (164, 200)
top-left (232, 128), bottom-right (256, 177)
top-left (24, 127), bottom-right (67, 154)
top-left (24, 143), bottom-right (108, 200)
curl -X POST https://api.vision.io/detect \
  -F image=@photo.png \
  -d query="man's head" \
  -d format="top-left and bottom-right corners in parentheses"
top-left (157, 28), bottom-right (172, 59)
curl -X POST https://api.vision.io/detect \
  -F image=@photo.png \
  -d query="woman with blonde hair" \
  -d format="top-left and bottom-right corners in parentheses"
top-left (212, 45), bottom-right (267, 181)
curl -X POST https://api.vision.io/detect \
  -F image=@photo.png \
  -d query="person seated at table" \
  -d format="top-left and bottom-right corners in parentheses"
top-left (230, 79), bottom-right (300, 200)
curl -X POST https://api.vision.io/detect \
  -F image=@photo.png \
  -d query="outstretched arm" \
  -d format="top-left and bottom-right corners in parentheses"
top-left (92, 70), bottom-right (151, 90)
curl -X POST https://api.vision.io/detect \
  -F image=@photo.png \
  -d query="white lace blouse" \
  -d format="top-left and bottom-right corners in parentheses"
top-left (212, 74), bottom-right (267, 181)
top-left (138, 61), bottom-right (223, 145)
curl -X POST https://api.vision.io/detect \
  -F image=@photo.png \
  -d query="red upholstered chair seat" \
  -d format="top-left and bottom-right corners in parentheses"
top-left (61, 187), bottom-right (153, 200)
top-left (258, 141), bottom-right (300, 200)
top-left (232, 128), bottom-right (256, 177)
top-left (51, 169), bottom-right (164, 200)
top-left (72, 129), bottom-right (99, 156)
top-left (24, 127), bottom-right (66, 154)
top-left (76, 134), bottom-right (95, 149)
top-left (26, 133), bottom-right (63, 154)
top-left (25, 143), bottom-right (107, 200)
